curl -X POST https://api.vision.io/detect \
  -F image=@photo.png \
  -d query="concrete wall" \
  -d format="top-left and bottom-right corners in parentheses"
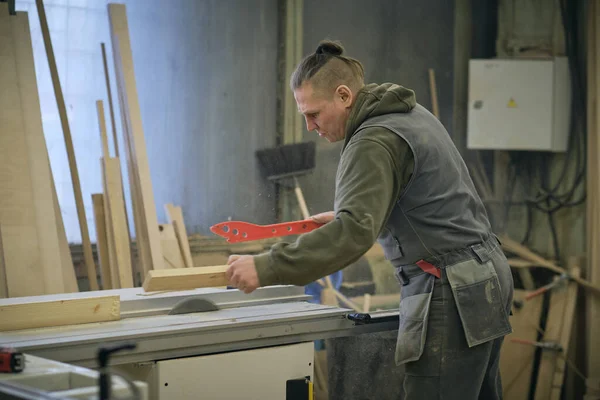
top-left (299, 0), bottom-right (455, 215)
top-left (16, 0), bottom-right (279, 242)
top-left (17, 0), bottom-right (456, 243)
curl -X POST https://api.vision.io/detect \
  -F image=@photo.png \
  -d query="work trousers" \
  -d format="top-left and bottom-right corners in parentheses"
top-left (402, 265), bottom-right (513, 400)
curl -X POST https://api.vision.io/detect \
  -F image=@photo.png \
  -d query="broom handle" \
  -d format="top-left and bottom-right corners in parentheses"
top-left (293, 177), bottom-right (310, 220)
top-left (292, 178), bottom-right (335, 290)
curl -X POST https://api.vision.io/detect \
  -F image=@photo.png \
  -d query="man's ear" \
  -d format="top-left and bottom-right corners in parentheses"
top-left (336, 85), bottom-right (353, 107)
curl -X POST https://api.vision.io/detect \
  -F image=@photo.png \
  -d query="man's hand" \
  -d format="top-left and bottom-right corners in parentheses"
top-left (310, 211), bottom-right (335, 224)
top-left (226, 255), bottom-right (260, 294)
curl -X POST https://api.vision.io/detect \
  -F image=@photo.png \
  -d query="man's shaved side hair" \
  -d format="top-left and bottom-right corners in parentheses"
top-left (290, 40), bottom-right (365, 97)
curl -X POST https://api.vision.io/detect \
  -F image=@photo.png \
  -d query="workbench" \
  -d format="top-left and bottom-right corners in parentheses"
top-left (0, 285), bottom-right (398, 399)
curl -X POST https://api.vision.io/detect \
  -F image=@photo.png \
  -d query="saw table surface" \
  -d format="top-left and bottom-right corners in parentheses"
top-left (0, 286), bottom-right (398, 368)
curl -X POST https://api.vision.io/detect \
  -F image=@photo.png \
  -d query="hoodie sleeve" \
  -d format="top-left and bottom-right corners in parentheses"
top-left (253, 128), bottom-right (414, 287)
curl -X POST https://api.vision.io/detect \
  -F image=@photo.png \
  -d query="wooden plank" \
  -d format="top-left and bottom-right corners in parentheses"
top-left (518, 270), bottom-right (536, 290)
top-left (0, 5), bottom-right (45, 297)
top-left (92, 194), bottom-right (112, 290)
top-left (0, 296), bottom-right (120, 331)
top-left (549, 265), bottom-right (579, 400)
top-left (500, 289), bottom-right (544, 400)
top-left (0, 225), bottom-right (8, 298)
top-left (159, 223), bottom-right (185, 269)
top-left (428, 68), bottom-right (440, 118)
top-left (142, 265), bottom-right (229, 292)
top-left (101, 43), bottom-right (120, 158)
top-left (11, 10), bottom-right (65, 294)
top-left (51, 168), bottom-right (79, 293)
top-left (35, 0), bottom-right (98, 291)
top-left (108, 3), bottom-right (163, 275)
top-left (97, 100), bottom-right (111, 158)
top-left (103, 157), bottom-right (134, 288)
top-left (165, 204), bottom-right (194, 268)
top-left (501, 235), bottom-right (600, 295)
top-left (534, 267), bottom-right (580, 399)
top-left (102, 173), bottom-right (120, 289)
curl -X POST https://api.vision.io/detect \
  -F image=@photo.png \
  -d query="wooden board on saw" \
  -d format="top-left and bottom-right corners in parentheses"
top-left (159, 223), bottom-right (185, 269)
top-left (165, 204), bottom-right (194, 268)
top-left (0, 295), bottom-right (120, 331)
top-left (102, 157), bottom-right (134, 288)
top-left (108, 3), bottom-right (163, 275)
top-left (534, 267), bottom-right (580, 400)
top-left (0, 6), bottom-right (45, 297)
top-left (499, 289), bottom-right (544, 400)
top-left (11, 10), bottom-right (75, 294)
top-left (142, 265), bottom-right (229, 292)
top-left (92, 194), bottom-right (113, 290)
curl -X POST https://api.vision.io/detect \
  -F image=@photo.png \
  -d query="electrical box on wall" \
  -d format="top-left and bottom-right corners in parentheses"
top-left (467, 57), bottom-right (571, 152)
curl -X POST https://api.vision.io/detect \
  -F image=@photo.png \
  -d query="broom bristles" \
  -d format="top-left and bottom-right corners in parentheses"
top-left (256, 141), bottom-right (316, 179)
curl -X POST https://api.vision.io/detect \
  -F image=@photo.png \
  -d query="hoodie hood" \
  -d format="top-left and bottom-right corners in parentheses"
top-left (344, 83), bottom-right (416, 149)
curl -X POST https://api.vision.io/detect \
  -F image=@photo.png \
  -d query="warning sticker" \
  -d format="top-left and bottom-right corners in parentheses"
top-left (507, 98), bottom-right (517, 108)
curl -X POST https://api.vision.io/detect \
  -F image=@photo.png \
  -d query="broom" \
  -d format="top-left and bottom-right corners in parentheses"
top-left (255, 141), bottom-right (316, 220)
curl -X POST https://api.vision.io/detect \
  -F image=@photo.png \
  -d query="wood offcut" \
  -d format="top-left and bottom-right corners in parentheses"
top-left (142, 266), bottom-right (229, 292)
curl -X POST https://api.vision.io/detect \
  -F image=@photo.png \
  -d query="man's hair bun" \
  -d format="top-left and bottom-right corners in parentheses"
top-left (315, 40), bottom-right (344, 56)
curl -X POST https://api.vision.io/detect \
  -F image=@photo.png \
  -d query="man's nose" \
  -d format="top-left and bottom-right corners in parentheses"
top-left (305, 117), bottom-right (317, 132)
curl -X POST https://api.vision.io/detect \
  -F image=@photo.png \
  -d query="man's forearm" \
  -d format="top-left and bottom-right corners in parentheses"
top-left (254, 212), bottom-right (376, 287)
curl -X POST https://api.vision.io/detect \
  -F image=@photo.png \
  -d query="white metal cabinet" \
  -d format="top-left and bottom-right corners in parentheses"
top-left (467, 57), bottom-right (571, 152)
top-left (157, 342), bottom-right (314, 399)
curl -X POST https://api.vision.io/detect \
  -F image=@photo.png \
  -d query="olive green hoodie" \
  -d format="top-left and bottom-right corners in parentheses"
top-left (254, 83), bottom-right (417, 286)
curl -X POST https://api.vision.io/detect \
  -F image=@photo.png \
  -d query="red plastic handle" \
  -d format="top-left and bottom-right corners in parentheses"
top-left (210, 219), bottom-right (323, 243)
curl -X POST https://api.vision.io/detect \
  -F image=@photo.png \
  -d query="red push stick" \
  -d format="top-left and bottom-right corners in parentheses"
top-left (210, 219), bottom-right (323, 243)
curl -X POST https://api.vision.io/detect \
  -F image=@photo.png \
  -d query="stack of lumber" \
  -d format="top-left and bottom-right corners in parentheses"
top-left (92, 4), bottom-right (198, 289)
top-left (0, 4), bottom-right (78, 298)
top-left (92, 99), bottom-right (134, 289)
top-left (1, 1), bottom-right (199, 297)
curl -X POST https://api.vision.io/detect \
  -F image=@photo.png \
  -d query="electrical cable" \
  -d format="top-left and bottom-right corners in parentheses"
top-left (504, 0), bottom-right (587, 259)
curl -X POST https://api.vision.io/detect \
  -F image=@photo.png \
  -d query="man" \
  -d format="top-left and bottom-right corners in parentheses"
top-left (226, 40), bottom-right (514, 399)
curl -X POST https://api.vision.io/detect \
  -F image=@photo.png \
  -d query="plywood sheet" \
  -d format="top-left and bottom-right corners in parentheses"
top-left (11, 11), bottom-right (65, 294)
top-left (0, 5), bottom-right (44, 297)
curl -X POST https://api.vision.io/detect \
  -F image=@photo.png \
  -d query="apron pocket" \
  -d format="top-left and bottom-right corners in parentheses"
top-left (445, 258), bottom-right (512, 347)
top-left (395, 274), bottom-right (434, 366)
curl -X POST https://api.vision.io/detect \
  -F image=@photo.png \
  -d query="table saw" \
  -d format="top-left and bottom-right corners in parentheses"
top-left (0, 285), bottom-right (399, 399)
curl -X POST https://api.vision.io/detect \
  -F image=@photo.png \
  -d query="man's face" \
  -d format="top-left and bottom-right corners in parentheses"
top-left (294, 83), bottom-right (352, 143)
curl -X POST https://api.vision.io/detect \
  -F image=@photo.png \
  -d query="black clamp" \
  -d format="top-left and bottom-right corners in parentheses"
top-left (97, 342), bottom-right (137, 400)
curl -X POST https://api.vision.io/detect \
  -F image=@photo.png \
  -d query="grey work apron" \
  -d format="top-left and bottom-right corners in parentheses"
top-left (393, 235), bottom-right (512, 366)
